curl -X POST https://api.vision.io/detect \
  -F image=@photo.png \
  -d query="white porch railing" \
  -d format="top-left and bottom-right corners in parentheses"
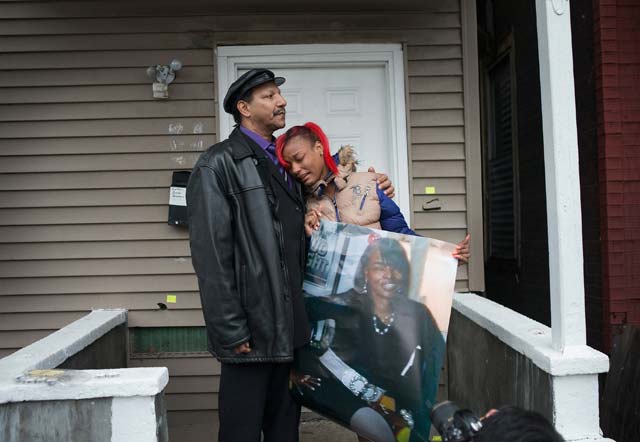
top-left (534, 1), bottom-right (612, 439)
top-left (451, 2), bottom-right (614, 440)
top-left (0, 309), bottom-right (169, 442)
top-left (450, 293), bottom-right (611, 441)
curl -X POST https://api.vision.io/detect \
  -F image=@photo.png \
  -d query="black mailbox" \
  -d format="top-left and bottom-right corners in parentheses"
top-left (168, 171), bottom-right (190, 226)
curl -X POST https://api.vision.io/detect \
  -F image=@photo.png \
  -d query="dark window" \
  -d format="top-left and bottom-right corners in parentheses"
top-left (487, 54), bottom-right (518, 260)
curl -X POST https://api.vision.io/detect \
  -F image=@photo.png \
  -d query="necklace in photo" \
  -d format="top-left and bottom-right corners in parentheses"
top-left (372, 313), bottom-right (395, 335)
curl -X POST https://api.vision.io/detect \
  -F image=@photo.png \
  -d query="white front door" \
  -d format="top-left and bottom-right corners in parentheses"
top-left (217, 44), bottom-right (411, 222)
top-left (265, 66), bottom-right (389, 177)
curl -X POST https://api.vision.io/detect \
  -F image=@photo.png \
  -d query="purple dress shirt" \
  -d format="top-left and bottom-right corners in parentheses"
top-left (240, 126), bottom-right (291, 187)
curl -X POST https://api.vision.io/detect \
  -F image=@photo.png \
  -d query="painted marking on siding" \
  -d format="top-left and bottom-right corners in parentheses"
top-left (168, 123), bottom-right (184, 134)
top-left (170, 139), bottom-right (185, 151)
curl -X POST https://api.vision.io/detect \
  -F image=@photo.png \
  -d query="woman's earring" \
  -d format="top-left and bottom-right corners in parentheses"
top-left (363, 280), bottom-right (368, 293)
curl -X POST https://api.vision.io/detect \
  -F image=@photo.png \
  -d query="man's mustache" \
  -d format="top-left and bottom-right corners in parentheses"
top-left (274, 109), bottom-right (286, 116)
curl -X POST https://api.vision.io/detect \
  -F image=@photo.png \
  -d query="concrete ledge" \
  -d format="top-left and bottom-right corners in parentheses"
top-left (0, 309), bottom-right (127, 380)
top-left (0, 309), bottom-right (169, 442)
top-left (0, 309), bottom-right (168, 405)
top-left (453, 293), bottom-right (609, 376)
top-left (0, 367), bottom-right (168, 404)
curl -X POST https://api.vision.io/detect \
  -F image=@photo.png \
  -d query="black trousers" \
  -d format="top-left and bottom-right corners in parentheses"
top-left (218, 362), bottom-right (301, 442)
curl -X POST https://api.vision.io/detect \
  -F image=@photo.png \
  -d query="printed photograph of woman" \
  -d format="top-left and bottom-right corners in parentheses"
top-left (291, 228), bottom-right (457, 442)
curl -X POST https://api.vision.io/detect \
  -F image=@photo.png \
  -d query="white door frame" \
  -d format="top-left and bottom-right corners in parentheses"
top-left (216, 44), bottom-right (412, 224)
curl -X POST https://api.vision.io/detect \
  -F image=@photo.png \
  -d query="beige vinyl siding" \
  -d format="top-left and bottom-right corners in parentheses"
top-left (407, 35), bottom-right (469, 291)
top-left (0, 3), bottom-right (215, 426)
top-left (0, 0), bottom-right (470, 439)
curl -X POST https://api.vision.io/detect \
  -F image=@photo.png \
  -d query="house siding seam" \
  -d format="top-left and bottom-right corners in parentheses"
top-left (593, 0), bottom-right (640, 350)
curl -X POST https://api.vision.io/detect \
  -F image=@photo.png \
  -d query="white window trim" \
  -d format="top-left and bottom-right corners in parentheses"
top-left (216, 44), bottom-right (411, 224)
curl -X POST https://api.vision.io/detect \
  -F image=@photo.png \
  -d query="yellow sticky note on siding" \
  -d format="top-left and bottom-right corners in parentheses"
top-left (425, 186), bottom-right (436, 195)
top-left (166, 294), bottom-right (177, 303)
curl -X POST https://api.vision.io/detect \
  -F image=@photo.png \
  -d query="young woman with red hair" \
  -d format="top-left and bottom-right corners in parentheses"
top-left (276, 122), bottom-right (469, 442)
top-left (276, 122), bottom-right (470, 262)
top-left (276, 122), bottom-right (417, 237)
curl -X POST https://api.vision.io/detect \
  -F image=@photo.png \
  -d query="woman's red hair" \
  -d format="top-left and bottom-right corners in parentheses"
top-left (275, 122), bottom-right (338, 176)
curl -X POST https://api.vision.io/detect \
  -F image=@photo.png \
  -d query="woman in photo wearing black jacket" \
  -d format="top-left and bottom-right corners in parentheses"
top-left (292, 237), bottom-right (445, 442)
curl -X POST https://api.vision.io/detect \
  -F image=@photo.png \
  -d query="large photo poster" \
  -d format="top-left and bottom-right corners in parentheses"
top-left (291, 221), bottom-right (458, 442)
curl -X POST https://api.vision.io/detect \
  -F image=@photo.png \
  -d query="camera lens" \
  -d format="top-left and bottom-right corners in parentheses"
top-left (431, 401), bottom-right (460, 438)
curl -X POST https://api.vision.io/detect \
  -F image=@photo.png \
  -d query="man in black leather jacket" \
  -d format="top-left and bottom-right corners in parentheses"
top-left (187, 69), bottom-right (395, 442)
top-left (187, 69), bottom-right (308, 442)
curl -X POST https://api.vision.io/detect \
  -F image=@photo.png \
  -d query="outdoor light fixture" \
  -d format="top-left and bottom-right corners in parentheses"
top-left (146, 59), bottom-right (183, 99)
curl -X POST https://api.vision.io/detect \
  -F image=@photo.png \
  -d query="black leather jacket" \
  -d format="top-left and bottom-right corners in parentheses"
top-left (187, 127), bottom-right (305, 363)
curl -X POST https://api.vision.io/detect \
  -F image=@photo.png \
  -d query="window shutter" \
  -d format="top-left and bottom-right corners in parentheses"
top-left (488, 56), bottom-right (516, 260)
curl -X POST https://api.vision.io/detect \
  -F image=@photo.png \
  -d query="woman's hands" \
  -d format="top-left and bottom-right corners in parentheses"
top-left (290, 371), bottom-right (322, 395)
top-left (453, 234), bottom-right (471, 265)
top-left (305, 209), bottom-right (322, 236)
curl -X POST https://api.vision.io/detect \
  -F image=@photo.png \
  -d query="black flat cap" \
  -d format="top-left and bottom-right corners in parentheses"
top-left (223, 68), bottom-right (286, 114)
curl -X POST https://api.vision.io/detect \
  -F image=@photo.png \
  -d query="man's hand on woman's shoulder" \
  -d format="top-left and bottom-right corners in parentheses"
top-left (368, 166), bottom-right (395, 198)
